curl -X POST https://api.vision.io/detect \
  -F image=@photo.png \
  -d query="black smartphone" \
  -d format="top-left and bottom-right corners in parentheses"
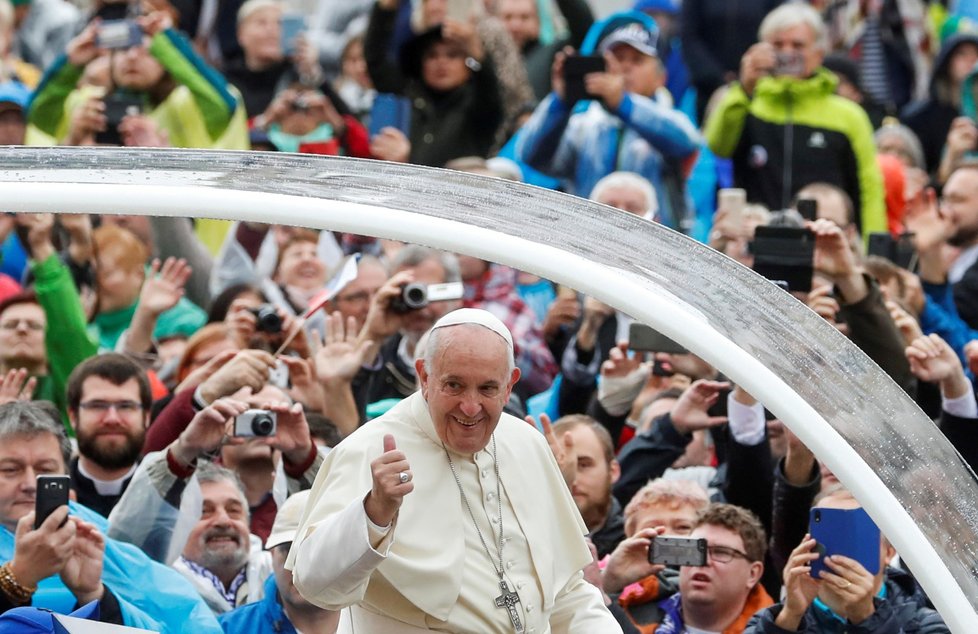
top-left (35, 475), bottom-right (70, 529)
top-left (868, 232), bottom-right (918, 271)
top-left (750, 225), bottom-right (816, 293)
top-left (562, 55), bottom-right (606, 104)
top-left (628, 323), bottom-right (687, 354)
top-left (649, 536), bottom-right (708, 566)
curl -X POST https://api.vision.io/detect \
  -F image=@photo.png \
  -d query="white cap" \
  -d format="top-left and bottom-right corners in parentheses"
top-left (266, 490), bottom-right (311, 550)
top-left (430, 308), bottom-right (514, 351)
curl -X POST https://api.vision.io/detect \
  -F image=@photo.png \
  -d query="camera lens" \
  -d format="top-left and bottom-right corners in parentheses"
top-left (251, 304), bottom-right (283, 334)
top-left (814, 510), bottom-right (821, 523)
top-left (251, 413), bottom-right (275, 437)
top-left (401, 283), bottom-right (427, 310)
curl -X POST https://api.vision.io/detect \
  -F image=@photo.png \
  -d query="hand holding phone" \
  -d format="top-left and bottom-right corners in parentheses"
top-left (368, 93), bottom-right (412, 138)
top-left (562, 55), bottom-right (606, 104)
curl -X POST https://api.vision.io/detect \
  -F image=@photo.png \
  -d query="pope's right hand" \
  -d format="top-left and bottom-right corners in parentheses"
top-left (364, 434), bottom-right (413, 527)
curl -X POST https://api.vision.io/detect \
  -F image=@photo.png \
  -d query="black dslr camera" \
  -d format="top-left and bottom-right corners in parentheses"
top-left (249, 304), bottom-right (283, 334)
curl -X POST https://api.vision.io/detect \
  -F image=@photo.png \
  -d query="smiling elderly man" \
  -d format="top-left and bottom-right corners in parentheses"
top-left (288, 308), bottom-right (621, 633)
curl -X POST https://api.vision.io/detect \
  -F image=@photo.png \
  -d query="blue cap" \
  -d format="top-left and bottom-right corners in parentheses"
top-left (0, 81), bottom-right (30, 113)
top-left (0, 600), bottom-right (100, 633)
top-left (600, 22), bottom-right (658, 57)
top-left (633, 0), bottom-right (678, 15)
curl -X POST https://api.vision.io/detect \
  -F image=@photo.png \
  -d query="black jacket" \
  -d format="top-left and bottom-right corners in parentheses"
top-left (744, 567), bottom-right (949, 634)
top-left (69, 456), bottom-right (135, 520)
top-left (590, 496), bottom-right (626, 559)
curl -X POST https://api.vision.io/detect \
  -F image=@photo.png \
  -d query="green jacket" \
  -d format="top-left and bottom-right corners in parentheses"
top-left (32, 254), bottom-right (99, 431)
top-left (705, 69), bottom-right (886, 240)
top-left (28, 28), bottom-right (248, 149)
top-left (92, 297), bottom-right (206, 352)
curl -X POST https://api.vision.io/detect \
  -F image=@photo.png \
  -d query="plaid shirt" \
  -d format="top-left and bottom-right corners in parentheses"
top-left (178, 556), bottom-right (247, 607)
top-left (463, 264), bottom-right (558, 396)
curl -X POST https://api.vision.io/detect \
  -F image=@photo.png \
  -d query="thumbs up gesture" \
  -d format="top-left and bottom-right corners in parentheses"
top-left (364, 434), bottom-right (414, 527)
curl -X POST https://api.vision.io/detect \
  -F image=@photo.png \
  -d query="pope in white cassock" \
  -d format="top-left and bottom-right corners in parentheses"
top-left (286, 308), bottom-right (622, 633)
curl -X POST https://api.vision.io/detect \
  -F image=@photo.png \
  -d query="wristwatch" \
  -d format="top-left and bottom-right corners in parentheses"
top-left (465, 57), bottom-right (483, 72)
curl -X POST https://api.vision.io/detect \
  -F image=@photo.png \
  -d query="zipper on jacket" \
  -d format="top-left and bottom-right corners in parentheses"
top-left (782, 92), bottom-right (793, 212)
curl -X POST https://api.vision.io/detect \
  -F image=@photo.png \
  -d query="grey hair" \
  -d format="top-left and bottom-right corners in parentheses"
top-left (0, 401), bottom-right (72, 469)
top-left (390, 245), bottom-right (461, 283)
top-left (196, 461), bottom-right (250, 516)
top-left (874, 123), bottom-right (926, 170)
top-left (590, 171), bottom-right (658, 214)
top-left (422, 323), bottom-right (515, 376)
top-left (758, 2), bottom-right (827, 51)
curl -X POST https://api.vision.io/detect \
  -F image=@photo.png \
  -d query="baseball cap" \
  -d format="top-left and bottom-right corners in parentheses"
top-left (632, 0), bottom-right (678, 15)
top-left (266, 489), bottom-right (311, 550)
top-left (599, 22), bottom-right (658, 57)
top-left (0, 81), bottom-right (30, 115)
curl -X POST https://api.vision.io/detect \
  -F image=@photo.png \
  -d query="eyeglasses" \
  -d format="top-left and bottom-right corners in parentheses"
top-left (78, 400), bottom-right (143, 414)
top-left (0, 319), bottom-right (44, 331)
top-left (707, 545), bottom-right (752, 563)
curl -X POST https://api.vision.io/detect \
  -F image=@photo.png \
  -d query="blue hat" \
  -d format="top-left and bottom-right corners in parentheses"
top-left (633, 0), bottom-right (678, 15)
top-left (0, 601), bottom-right (100, 633)
top-left (0, 81), bottom-right (30, 113)
top-left (580, 10), bottom-right (659, 57)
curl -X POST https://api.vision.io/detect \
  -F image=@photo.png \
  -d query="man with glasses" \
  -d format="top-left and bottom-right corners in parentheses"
top-left (66, 353), bottom-right (151, 518)
top-left (323, 255), bottom-right (387, 328)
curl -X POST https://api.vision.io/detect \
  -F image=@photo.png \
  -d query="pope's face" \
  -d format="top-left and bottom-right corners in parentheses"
top-left (416, 325), bottom-right (520, 454)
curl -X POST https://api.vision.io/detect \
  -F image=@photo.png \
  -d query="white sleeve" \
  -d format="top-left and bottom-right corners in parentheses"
top-left (726, 393), bottom-right (766, 446)
top-left (292, 494), bottom-right (397, 610)
top-left (548, 571), bottom-right (623, 633)
top-left (943, 390), bottom-right (978, 419)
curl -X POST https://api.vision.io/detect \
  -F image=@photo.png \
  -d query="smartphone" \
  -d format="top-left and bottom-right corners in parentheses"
top-left (562, 55), bottom-right (606, 104)
top-left (796, 198), bottom-right (818, 222)
top-left (280, 14), bottom-right (305, 57)
top-left (750, 225), bottom-right (815, 293)
top-left (868, 232), bottom-right (918, 271)
top-left (35, 475), bottom-right (70, 529)
top-left (649, 536), bottom-right (708, 566)
top-left (368, 93), bottom-right (412, 138)
top-left (809, 507), bottom-right (881, 577)
top-left (717, 188), bottom-right (747, 226)
top-left (94, 91), bottom-right (143, 146)
top-left (773, 51), bottom-right (804, 77)
top-left (628, 323), bottom-right (687, 354)
top-left (96, 19), bottom-right (142, 49)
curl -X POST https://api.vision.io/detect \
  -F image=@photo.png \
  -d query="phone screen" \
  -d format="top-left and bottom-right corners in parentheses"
top-left (280, 15), bottom-right (305, 56)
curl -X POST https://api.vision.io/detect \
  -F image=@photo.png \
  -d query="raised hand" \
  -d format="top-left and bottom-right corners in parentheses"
top-left (601, 342), bottom-right (644, 379)
top-left (670, 379), bottom-right (730, 434)
top-left (313, 311), bottom-right (374, 385)
top-left (886, 300), bottom-right (923, 346)
top-left (808, 219), bottom-right (866, 304)
top-left (10, 508), bottom-right (76, 589)
top-left (197, 349), bottom-right (276, 405)
top-left (818, 554), bottom-right (877, 625)
top-left (906, 333), bottom-right (971, 399)
top-left (370, 127), bottom-right (411, 163)
top-left (66, 96), bottom-right (106, 146)
top-left (66, 19), bottom-right (102, 67)
top-left (773, 535), bottom-right (821, 631)
top-left (119, 114), bottom-right (170, 147)
top-left (170, 396), bottom-right (249, 465)
top-left (60, 519), bottom-right (106, 604)
top-left (280, 355), bottom-right (326, 412)
top-left (541, 293), bottom-right (580, 340)
top-left (602, 527), bottom-right (666, 594)
top-left (586, 51), bottom-right (626, 110)
top-left (739, 42), bottom-right (776, 95)
top-left (526, 413), bottom-right (576, 486)
top-left (138, 257), bottom-right (191, 316)
top-left (364, 434), bottom-right (413, 527)
top-left (0, 369), bottom-right (37, 405)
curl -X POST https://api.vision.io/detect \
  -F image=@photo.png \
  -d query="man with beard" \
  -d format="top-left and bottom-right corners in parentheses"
top-left (552, 414), bottom-right (624, 558)
top-left (933, 165), bottom-right (978, 329)
top-left (175, 462), bottom-right (273, 614)
top-left (66, 353), bottom-right (151, 518)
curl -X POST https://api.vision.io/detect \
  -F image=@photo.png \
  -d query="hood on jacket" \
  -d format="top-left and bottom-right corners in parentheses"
top-left (753, 67), bottom-right (839, 101)
top-left (927, 32), bottom-right (978, 101)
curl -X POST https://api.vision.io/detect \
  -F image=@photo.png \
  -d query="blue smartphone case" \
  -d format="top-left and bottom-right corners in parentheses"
top-left (809, 507), bottom-right (881, 577)
top-left (369, 93), bottom-right (412, 138)
top-left (280, 15), bottom-right (305, 56)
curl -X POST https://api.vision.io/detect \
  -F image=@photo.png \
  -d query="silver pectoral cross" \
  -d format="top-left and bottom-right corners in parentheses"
top-left (494, 579), bottom-right (524, 633)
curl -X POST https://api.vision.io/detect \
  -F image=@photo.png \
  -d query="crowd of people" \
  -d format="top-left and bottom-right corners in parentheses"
top-left (0, 0), bottom-right (977, 631)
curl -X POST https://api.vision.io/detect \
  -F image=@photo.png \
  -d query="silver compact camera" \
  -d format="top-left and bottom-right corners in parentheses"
top-left (234, 409), bottom-right (277, 437)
